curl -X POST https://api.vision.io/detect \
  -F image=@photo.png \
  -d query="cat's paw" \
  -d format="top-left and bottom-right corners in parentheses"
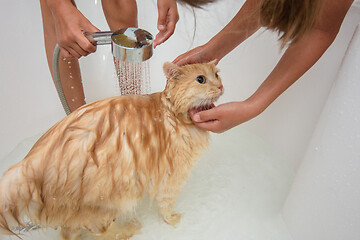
top-left (59, 228), bottom-right (81, 240)
top-left (162, 212), bottom-right (182, 227)
top-left (92, 219), bottom-right (141, 240)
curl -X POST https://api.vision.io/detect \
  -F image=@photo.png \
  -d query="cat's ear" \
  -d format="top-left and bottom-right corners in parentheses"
top-left (208, 59), bottom-right (218, 65)
top-left (163, 62), bottom-right (181, 80)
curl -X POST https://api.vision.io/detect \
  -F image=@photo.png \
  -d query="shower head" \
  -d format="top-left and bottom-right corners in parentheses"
top-left (87, 27), bottom-right (154, 62)
top-left (52, 27), bottom-right (154, 115)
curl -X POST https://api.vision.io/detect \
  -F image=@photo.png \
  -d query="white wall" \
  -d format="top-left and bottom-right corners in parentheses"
top-left (282, 23), bottom-right (360, 240)
top-left (0, 1), bottom-right (65, 161)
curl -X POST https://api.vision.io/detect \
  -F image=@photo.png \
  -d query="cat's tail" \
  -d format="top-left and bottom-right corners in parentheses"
top-left (0, 163), bottom-right (42, 236)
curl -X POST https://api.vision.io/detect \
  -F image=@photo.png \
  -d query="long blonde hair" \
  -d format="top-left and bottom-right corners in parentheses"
top-left (259, 0), bottom-right (324, 46)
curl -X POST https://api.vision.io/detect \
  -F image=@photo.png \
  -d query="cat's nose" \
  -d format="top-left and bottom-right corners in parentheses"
top-left (218, 84), bottom-right (224, 90)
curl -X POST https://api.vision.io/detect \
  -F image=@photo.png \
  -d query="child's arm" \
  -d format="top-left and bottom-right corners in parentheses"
top-left (188, 0), bottom-right (354, 133)
top-left (173, 0), bottom-right (262, 65)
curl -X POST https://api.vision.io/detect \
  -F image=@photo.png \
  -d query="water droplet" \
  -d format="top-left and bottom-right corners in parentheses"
top-left (72, 98), bottom-right (75, 102)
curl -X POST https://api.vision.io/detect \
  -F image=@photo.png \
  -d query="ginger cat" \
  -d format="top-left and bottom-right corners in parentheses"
top-left (0, 61), bottom-right (223, 240)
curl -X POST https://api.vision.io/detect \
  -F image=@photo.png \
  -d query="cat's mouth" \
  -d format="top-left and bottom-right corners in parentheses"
top-left (191, 103), bottom-right (215, 114)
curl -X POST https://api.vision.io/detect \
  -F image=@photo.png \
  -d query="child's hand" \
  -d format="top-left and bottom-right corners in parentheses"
top-left (154, 0), bottom-right (179, 48)
top-left (189, 101), bottom-right (260, 133)
top-left (173, 41), bottom-right (221, 66)
top-left (49, 0), bottom-right (99, 58)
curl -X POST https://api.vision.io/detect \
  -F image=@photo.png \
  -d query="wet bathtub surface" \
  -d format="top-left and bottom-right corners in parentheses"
top-left (0, 127), bottom-right (292, 240)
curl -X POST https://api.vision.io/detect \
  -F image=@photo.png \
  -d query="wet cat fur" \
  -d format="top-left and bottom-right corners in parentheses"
top-left (0, 61), bottom-right (223, 239)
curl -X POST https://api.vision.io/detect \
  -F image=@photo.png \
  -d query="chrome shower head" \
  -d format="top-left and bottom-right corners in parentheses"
top-left (87, 27), bottom-right (153, 62)
top-left (53, 27), bottom-right (154, 115)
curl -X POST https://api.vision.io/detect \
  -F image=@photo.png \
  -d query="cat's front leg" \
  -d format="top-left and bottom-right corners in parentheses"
top-left (59, 227), bottom-right (81, 240)
top-left (156, 177), bottom-right (183, 227)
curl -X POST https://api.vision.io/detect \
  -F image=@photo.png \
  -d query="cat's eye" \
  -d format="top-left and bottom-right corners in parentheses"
top-left (196, 75), bottom-right (206, 84)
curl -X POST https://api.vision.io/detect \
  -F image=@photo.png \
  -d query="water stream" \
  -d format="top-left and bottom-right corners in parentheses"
top-left (114, 59), bottom-right (151, 95)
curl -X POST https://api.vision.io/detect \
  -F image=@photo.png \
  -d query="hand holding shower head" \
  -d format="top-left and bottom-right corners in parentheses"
top-left (52, 27), bottom-right (154, 115)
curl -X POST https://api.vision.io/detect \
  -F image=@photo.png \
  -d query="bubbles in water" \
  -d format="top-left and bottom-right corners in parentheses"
top-left (114, 58), bottom-right (151, 95)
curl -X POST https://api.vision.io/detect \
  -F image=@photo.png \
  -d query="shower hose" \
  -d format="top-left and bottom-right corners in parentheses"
top-left (52, 44), bottom-right (72, 115)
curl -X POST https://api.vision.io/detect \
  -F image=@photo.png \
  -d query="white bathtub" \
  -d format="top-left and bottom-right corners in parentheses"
top-left (0, 1), bottom-right (359, 239)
